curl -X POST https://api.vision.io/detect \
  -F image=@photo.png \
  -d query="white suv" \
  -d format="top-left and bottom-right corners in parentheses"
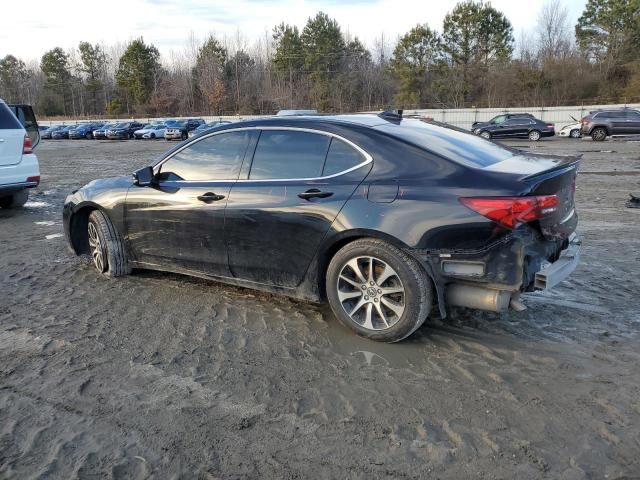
top-left (0, 99), bottom-right (40, 208)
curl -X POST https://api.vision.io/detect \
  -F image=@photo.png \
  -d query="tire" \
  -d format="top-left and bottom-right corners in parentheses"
top-left (87, 210), bottom-right (129, 277)
top-left (326, 238), bottom-right (432, 343)
top-left (528, 130), bottom-right (541, 141)
top-left (570, 129), bottom-right (581, 139)
top-left (0, 189), bottom-right (29, 209)
top-left (85, 132), bottom-right (92, 140)
top-left (480, 130), bottom-right (491, 139)
top-left (181, 131), bottom-right (187, 141)
top-left (150, 133), bottom-right (155, 139)
top-left (591, 127), bottom-right (607, 142)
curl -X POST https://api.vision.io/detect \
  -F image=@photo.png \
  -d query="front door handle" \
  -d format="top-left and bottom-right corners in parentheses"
top-left (298, 188), bottom-right (333, 200)
top-left (197, 192), bottom-right (225, 203)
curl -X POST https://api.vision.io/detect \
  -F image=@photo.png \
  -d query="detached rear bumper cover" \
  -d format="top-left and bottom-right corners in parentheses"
top-left (534, 234), bottom-right (580, 290)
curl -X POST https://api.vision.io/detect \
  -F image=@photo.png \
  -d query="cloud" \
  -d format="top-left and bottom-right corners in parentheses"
top-left (0, 0), bottom-right (586, 62)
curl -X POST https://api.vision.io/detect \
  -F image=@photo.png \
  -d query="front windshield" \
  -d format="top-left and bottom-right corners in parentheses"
top-left (114, 122), bottom-right (128, 128)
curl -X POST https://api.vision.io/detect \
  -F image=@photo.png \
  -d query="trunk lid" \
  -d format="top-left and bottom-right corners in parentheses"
top-left (522, 156), bottom-right (579, 240)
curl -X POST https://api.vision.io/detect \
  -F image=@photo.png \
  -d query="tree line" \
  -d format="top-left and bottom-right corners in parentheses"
top-left (1, 0), bottom-right (639, 118)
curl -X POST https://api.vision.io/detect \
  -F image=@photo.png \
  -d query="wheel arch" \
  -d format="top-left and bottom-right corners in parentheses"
top-left (589, 124), bottom-right (609, 135)
top-left (309, 229), bottom-right (433, 301)
top-left (68, 202), bottom-right (105, 255)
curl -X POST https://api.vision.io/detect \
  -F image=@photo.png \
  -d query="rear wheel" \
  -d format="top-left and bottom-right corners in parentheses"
top-left (150, 133), bottom-right (156, 139)
top-left (85, 132), bottom-right (93, 139)
top-left (181, 131), bottom-right (187, 141)
top-left (87, 210), bottom-right (129, 277)
top-left (480, 130), bottom-right (491, 139)
top-left (326, 238), bottom-right (432, 342)
top-left (528, 130), bottom-right (541, 141)
top-left (0, 190), bottom-right (29, 209)
top-left (591, 127), bottom-right (607, 141)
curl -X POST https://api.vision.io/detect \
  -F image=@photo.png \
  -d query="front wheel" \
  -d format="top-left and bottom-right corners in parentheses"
top-left (528, 130), bottom-right (541, 141)
top-left (87, 210), bottom-right (130, 277)
top-left (479, 130), bottom-right (491, 140)
top-left (0, 189), bottom-right (29, 209)
top-left (326, 238), bottom-right (432, 342)
top-left (591, 127), bottom-right (607, 141)
top-left (570, 129), bottom-right (581, 139)
top-left (181, 131), bottom-right (187, 141)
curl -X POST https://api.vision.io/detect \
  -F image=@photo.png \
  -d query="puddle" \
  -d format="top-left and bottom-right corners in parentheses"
top-left (45, 233), bottom-right (63, 240)
top-left (35, 221), bottom-right (56, 226)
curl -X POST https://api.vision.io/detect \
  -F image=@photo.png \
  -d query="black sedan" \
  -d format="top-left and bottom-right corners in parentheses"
top-left (63, 112), bottom-right (580, 342)
top-left (475, 117), bottom-right (555, 141)
top-left (106, 121), bottom-right (145, 140)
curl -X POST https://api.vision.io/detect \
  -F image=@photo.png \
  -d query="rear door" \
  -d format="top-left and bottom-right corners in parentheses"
top-left (225, 129), bottom-right (372, 287)
top-left (8, 104), bottom-right (39, 148)
top-left (0, 102), bottom-right (25, 167)
top-left (606, 111), bottom-right (627, 134)
top-left (494, 118), bottom-right (523, 137)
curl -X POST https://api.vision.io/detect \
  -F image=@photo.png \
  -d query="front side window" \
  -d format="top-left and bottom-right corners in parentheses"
top-left (323, 138), bottom-right (365, 176)
top-left (491, 115), bottom-right (506, 124)
top-left (159, 131), bottom-right (250, 181)
top-left (249, 130), bottom-right (330, 180)
top-left (626, 110), bottom-right (640, 119)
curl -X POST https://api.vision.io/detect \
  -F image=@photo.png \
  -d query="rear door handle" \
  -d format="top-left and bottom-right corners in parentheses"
top-left (197, 192), bottom-right (225, 203)
top-left (298, 188), bottom-right (333, 200)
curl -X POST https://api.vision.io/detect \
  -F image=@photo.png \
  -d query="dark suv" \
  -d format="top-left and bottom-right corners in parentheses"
top-left (580, 109), bottom-right (640, 141)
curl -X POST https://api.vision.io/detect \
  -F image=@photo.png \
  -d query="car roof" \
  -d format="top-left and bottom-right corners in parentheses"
top-left (222, 114), bottom-right (392, 130)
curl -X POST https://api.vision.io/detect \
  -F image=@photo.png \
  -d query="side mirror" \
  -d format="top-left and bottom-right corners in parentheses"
top-left (133, 166), bottom-right (155, 186)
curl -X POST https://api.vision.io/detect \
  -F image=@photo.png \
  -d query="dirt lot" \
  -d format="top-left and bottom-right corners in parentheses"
top-left (1, 136), bottom-right (640, 479)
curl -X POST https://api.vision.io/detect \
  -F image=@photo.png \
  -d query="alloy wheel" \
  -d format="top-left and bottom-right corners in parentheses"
top-left (529, 130), bottom-right (541, 141)
top-left (570, 129), bottom-right (580, 139)
top-left (88, 221), bottom-right (106, 272)
top-left (336, 256), bottom-right (406, 331)
top-left (480, 131), bottom-right (490, 139)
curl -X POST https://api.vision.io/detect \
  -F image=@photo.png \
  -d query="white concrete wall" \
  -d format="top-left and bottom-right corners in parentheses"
top-left (40, 103), bottom-right (640, 130)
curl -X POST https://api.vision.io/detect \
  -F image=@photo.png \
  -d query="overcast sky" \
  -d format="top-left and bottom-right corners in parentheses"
top-left (3, 0), bottom-right (587, 62)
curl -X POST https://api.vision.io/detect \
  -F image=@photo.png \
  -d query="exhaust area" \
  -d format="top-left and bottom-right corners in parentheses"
top-left (446, 283), bottom-right (513, 312)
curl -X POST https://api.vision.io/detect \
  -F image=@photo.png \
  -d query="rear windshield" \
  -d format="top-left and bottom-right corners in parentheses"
top-left (0, 102), bottom-right (22, 129)
top-left (374, 119), bottom-right (514, 167)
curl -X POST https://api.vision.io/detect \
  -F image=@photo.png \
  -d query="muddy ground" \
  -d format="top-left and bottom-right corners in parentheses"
top-left (1, 136), bottom-right (639, 479)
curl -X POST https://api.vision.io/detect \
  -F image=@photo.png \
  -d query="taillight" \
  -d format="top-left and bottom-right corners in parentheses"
top-left (546, 124), bottom-right (554, 129)
top-left (23, 134), bottom-right (33, 154)
top-left (26, 175), bottom-right (40, 185)
top-left (460, 195), bottom-right (559, 229)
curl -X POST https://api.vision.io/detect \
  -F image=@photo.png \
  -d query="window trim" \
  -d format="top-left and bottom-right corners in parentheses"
top-left (154, 126), bottom-right (373, 183)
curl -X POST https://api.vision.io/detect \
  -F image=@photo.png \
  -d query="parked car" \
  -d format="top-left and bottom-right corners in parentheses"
top-left (471, 113), bottom-right (534, 133)
top-left (93, 123), bottom-right (118, 139)
top-left (475, 116), bottom-right (555, 141)
top-left (133, 124), bottom-right (157, 139)
top-left (0, 99), bottom-right (40, 208)
top-left (185, 118), bottom-right (205, 131)
top-left (106, 121), bottom-right (145, 140)
top-left (557, 117), bottom-right (582, 139)
top-left (142, 124), bottom-right (168, 139)
top-left (41, 125), bottom-right (65, 139)
top-left (188, 121), bottom-right (231, 138)
top-left (164, 121), bottom-right (189, 141)
top-left (52, 125), bottom-right (78, 139)
top-left (580, 108), bottom-right (640, 141)
top-left (69, 122), bottom-right (104, 140)
top-left (63, 112), bottom-right (581, 343)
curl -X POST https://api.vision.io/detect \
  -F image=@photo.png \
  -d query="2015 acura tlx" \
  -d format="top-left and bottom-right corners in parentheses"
top-left (63, 112), bottom-right (581, 342)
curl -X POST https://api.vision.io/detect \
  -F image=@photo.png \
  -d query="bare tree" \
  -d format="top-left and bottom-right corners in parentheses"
top-left (536, 0), bottom-right (572, 60)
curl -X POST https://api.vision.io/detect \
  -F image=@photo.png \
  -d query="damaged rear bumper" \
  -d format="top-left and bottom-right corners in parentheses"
top-left (534, 233), bottom-right (580, 290)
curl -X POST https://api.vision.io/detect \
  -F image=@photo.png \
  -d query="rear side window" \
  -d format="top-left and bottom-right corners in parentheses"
top-left (626, 111), bottom-right (640, 119)
top-left (159, 131), bottom-right (251, 181)
top-left (0, 103), bottom-right (22, 129)
top-left (323, 138), bottom-right (365, 176)
top-left (375, 119), bottom-right (514, 168)
top-left (249, 130), bottom-right (330, 179)
top-left (600, 111), bottom-right (625, 118)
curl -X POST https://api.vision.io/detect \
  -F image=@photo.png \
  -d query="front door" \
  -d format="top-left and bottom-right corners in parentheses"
top-left (125, 129), bottom-right (255, 277)
top-left (225, 129), bottom-right (371, 287)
